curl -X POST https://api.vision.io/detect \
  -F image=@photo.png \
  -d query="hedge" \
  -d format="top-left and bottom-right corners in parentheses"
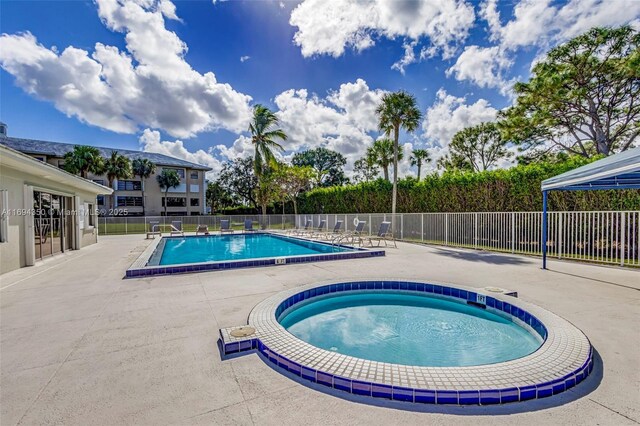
top-left (297, 158), bottom-right (640, 213)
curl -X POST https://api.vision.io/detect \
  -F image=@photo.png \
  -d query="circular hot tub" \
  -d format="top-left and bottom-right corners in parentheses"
top-left (236, 280), bottom-right (593, 405)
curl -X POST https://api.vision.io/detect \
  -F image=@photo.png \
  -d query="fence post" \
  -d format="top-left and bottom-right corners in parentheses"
top-left (125, 217), bottom-right (128, 235)
top-left (558, 213), bottom-right (563, 259)
top-left (511, 212), bottom-right (515, 253)
top-left (421, 214), bottom-right (424, 242)
top-left (620, 212), bottom-right (626, 266)
top-left (445, 213), bottom-right (449, 246)
top-left (400, 214), bottom-right (404, 240)
top-left (474, 213), bottom-right (478, 249)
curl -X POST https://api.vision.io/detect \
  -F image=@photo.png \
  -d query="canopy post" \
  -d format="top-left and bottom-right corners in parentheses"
top-left (542, 190), bottom-right (548, 270)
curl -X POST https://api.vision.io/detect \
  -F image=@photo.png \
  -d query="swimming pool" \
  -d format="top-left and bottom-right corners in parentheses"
top-left (126, 233), bottom-right (384, 277)
top-left (280, 292), bottom-right (542, 367)
top-left (220, 281), bottom-right (593, 405)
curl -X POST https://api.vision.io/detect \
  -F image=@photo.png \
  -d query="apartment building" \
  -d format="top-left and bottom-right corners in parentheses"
top-left (0, 125), bottom-right (211, 216)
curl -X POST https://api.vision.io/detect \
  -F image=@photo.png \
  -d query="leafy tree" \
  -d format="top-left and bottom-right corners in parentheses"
top-left (275, 164), bottom-right (314, 215)
top-left (367, 138), bottom-right (404, 181)
top-left (254, 170), bottom-right (282, 216)
top-left (353, 155), bottom-right (379, 183)
top-left (104, 151), bottom-right (132, 211)
top-left (131, 158), bottom-right (156, 216)
top-left (63, 145), bottom-right (105, 178)
top-left (291, 147), bottom-right (348, 187)
top-left (409, 149), bottom-right (431, 180)
top-left (439, 122), bottom-right (511, 172)
top-left (499, 26), bottom-right (640, 158)
top-left (156, 169), bottom-right (181, 216)
top-left (376, 90), bottom-right (422, 226)
top-left (206, 180), bottom-right (233, 214)
top-left (218, 157), bottom-right (258, 210)
top-left (249, 104), bottom-right (287, 176)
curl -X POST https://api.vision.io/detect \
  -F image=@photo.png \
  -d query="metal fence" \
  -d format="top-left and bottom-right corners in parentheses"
top-left (99, 211), bottom-right (640, 267)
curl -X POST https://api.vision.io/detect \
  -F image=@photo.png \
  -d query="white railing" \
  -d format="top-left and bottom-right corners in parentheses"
top-left (98, 211), bottom-right (639, 267)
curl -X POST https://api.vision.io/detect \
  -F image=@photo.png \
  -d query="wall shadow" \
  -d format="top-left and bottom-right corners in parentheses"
top-left (430, 246), bottom-right (530, 266)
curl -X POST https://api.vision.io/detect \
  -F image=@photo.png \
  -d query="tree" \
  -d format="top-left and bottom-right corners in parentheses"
top-left (206, 180), bottom-right (233, 214)
top-left (254, 170), bottom-right (282, 217)
top-left (376, 91), bottom-right (422, 228)
top-left (275, 164), bottom-right (314, 215)
top-left (439, 122), bottom-right (511, 172)
top-left (367, 138), bottom-right (404, 181)
top-left (63, 145), bottom-right (105, 178)
top-left (292, 147), bottom-right (348, 187)
top-left (218, 157), bottom-right (258, 210)
top-left (156, 169), bottom-right (181, 216)
top-left (409, 149), bottom-right (431, 180)
top-left (104, 151), bottom-right (132, 211)
top-left (131, 158), bottom-right (156, 216)
top-left (499, 26), bottom-right (640, 158)
top-left (249, 104), bottom-right (287, 176)
top-left (353, 156), bottom-right (379, 183)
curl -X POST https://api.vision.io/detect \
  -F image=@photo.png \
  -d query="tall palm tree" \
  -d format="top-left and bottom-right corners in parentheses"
top-left (63, 145), bottom-right (105, 178)
top-left (376, 91), bottom-right (422, 231)
top-left (249, 104), bottom-right (287, 177)
top-left (104, 151), bottom-right (132, 212)
top-left (367, 138), bottom-right (404, 181)
top-left (156, 169), bottom-right (181, 216)
top-left (132, 158), bottom-right (156, 216)
top-left (410, 149), bottom-right (431, 180)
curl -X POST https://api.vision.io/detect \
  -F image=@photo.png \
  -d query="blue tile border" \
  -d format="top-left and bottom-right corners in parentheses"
top-left (220, 280), bottom-right (594, 406)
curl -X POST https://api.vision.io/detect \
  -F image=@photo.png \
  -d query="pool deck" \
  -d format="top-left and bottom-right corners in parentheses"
top-left (1, 234), bottom-right (638, 425)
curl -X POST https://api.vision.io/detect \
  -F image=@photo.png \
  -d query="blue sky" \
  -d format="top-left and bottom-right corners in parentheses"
top-left (1, 0), bottom-right (639, 177)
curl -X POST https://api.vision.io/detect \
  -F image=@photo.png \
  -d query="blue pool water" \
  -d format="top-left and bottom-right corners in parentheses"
top-left (157, 233), bottom-right (352, 265)
top-left (280, 292), bottom-right (542, 367)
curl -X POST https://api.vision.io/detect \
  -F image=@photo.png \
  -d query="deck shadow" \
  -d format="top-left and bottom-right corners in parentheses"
top-left (430, 246), bottom-right (530, 266)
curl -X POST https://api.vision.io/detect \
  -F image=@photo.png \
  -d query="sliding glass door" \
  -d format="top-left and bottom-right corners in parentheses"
top-left (33, 191), bottom-right (72, 260)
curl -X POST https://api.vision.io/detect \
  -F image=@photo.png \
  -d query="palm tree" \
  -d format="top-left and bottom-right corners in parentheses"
top-left (156, 169), bottom-right (181, 216)
top-left (104, 151), bottom-right (133, 212)
top-left (376, 91), bottom-right (422, 231)
top-left (367, 138), bottom-right (404, 181)
top-left (249, 104), bottom-right (287, 177)
top-left (63, 145), bottom-right (105, 178)
top-left (410, 149), bottom-right (431, 180)
top-left (132, 158), bottom-right (156, 216)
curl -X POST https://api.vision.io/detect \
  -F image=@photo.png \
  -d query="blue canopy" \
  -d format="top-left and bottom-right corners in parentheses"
top-left (541, 147), bottom-right (640, 269)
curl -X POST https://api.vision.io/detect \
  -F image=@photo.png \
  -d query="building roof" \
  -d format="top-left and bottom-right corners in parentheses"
top-left (541, 147), bottom-right (640, 191)
top-left (0, 135), bottom-right (212, 171)
top-left (0, 144), bottom-right (113, 195)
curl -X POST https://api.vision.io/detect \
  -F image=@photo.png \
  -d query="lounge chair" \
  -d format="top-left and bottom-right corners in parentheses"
top-left (170, 221), bottom-right (184, 237)
top-left (220, 219), bottom-right (234, 234)
top-left (146, 221), bottom-right (161, 239)
top-left (305, 219), bottom-right (327, 238)
top-left (365, 221), bottom-right (396, 248)
top-left (289, 219), bottom-right (312, 235)
top-left (244, 219), bottom-right (256, 232)
top-left (195, 224), bottom-right (210, 236)
top-left (317, 220), bottom-right (343, 240)
top-left (334, 220), bottom-right (366, 246)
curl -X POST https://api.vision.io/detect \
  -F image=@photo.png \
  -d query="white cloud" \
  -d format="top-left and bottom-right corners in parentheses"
top-left (0, 0), bottom-right (252, 138)
top-left (421, 89), bottom-right (498, 165)
top-left (279, 2), bottom-right (285, 9)
top-left (446, 45), bottom-right (513, 95)
top-left (289, 0), bottom-right (475, 66)
top-left (391, 40), bottom-right (417, 75)
top-left (240, 55), bottom-right (250, 62)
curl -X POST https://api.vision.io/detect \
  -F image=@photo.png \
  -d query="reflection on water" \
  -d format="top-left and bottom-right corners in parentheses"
top-left (281, 292), bottom-right (542, 367)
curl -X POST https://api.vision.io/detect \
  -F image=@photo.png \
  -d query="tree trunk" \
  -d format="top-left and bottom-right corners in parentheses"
top-left (141, 178), bottom-right (146, 216)
top-left (293, 199), bottom-right (298, 216)
top-left (164, 189), bottom-right (168, 216)
top-left (383, 165), bottom-right (389, 181)
top-left (417, 163), bottom-right (421, 180)
top-left (392, 124), bottom-right (399, 234)
top-left (109, 178), bottom-right (116, 215)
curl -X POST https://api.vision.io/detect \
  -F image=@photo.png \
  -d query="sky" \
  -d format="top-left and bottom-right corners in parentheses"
top-left (1, 0), bottom-right (639, 179)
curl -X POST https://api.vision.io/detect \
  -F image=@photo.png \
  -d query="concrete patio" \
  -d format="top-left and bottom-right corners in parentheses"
top-left (1, 234), bottom-right (638, 425)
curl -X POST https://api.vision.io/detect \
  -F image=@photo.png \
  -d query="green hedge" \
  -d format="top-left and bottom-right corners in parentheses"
top-left (298, 158), bottom-right (640, 213)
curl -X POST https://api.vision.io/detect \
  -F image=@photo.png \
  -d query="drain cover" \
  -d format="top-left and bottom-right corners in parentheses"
top-left (230, 326), bottom-right (256, 337)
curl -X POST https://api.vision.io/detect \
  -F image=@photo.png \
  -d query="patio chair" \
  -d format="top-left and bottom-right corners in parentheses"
top-left (334, 220), bottom-right (366, 246)
top-left (289, 219), bottom-right (312, 235)
top-left (170, 221), bottom-right (184, 237)
top-left (195, 224), bottom-right (210, 236)
top-left (305, 219), bottom-right (327, 238)
top-left (244, 219), bottom-right (256, 233)
top-left (318, 220), bottom-right (343, 240)
top-left (146, 221), bottom-right (161, 239)
top-left (220, 219), bottom-right (234, 234)
top-left (365, 221), bottom-right (396, 248)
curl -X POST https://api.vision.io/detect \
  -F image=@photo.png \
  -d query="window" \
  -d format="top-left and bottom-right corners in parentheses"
top-left (163, 168), bottom-right (185, 179)
top-left (190, 198), bottom-right (200, 207)
top-left (162, 197), bottom-right (186, 207)
top-left (97, 195), bottom-right (105, 205)
top-left (58, 162), bottom-right (65, 169)
top-left (190, 171), bottom-right (199, 180)
top-left (116, 180), bottom-right (142, 191)
top-left (116, 196), bottom-right (143, 207)
top-left (87, 203), bottom-right (95, 227)
top-left (33, 156), bottom-right (45, 162)
top-left (93, 179), bottom-right (105, 186)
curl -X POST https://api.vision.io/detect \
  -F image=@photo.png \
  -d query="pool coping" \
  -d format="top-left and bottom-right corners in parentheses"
top-left (219, 280), bottom-right (593, 405)
top-left (125, 232), bottom-right (385, 278)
